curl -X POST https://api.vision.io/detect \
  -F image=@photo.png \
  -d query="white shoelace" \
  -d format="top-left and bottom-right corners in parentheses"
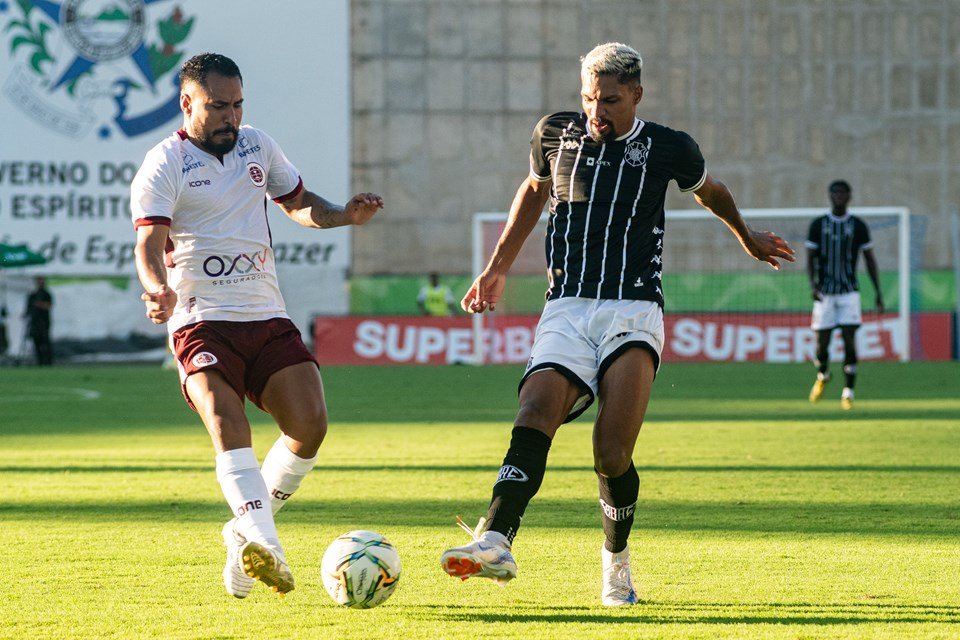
top-left (456, 515), bottom-right (487, 540)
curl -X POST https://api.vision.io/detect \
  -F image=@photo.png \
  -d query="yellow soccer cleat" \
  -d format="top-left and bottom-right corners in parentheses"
top-left (840, 396), bottom-right (853, 410)
top-left (809, 377), bottom-right (829, 403)
top-left (240, 541), bottom-right (295, 596)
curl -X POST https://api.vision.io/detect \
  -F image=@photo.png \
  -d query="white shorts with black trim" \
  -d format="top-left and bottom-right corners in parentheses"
top-left (519, 297), bottom-right (664, 423)
top-left (811, 292), bottom-right (862, 330)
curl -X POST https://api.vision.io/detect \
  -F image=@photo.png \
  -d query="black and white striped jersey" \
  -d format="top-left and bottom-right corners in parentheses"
top-left (805, 214), bottom-right (873, 294)
top-left (529, 111), bottom-right (706, 307)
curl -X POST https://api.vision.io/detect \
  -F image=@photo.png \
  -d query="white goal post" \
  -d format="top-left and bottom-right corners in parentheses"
top-left (471, 207), bottom-right (912, 364)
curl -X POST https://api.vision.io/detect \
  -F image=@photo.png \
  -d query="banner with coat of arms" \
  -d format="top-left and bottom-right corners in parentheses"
top-left (0, 0), bottom-right (350, 335)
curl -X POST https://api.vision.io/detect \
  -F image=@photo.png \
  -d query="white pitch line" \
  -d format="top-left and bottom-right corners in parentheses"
top-left (0, 388), bottom-right (101, 402)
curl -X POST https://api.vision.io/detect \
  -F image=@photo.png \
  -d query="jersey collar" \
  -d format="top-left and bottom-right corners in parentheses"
top-left (615, 118), bottom-right (644, 142)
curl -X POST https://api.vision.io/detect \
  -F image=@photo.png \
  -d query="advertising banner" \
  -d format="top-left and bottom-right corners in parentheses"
top-left (313, 313), bottom-right (954, 365)
top-left (0, 0), bottom-right (350, 338)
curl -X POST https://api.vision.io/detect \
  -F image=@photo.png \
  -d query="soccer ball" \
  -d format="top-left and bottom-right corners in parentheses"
top-left (321, 530), bottom-right (401, 608)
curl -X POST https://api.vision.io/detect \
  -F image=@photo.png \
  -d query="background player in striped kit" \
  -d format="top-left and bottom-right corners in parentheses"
top-left (806, 180), bottom-right (884, 410)
top-left (440, 42), bottom-right (794, 605)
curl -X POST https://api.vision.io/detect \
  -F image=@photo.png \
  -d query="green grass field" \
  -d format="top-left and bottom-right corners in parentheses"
top-left (1, 361), bottom-right (958, 639)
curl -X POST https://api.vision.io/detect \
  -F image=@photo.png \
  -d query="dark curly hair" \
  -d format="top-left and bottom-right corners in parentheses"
top-left (180, 53), bottom-right (242, 89)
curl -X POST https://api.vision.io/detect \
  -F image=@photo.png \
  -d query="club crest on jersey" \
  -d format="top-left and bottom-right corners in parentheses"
top-left (495, 465), bottom-right (529, 484)
top-left (625, 140), bottom-right (649, 167)
top-left (247, 161), bottom-right (266, 187)
top-left (191, 351), bottom-right (218, 368)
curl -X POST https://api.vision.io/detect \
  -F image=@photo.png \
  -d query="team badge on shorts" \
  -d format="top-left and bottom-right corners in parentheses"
top-left (247, 162), bottom-right (266, 187)
top-left (192, 352), bottom-right (218, 368)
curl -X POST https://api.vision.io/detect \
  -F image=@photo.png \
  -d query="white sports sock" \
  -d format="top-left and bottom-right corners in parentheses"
top-left (260, 437), bottom-right (318, 515)
top-left (215, 447), bottom-right (281, 550)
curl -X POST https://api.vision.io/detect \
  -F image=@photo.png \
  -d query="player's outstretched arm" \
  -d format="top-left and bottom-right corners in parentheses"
top-left (462, 176), bottom-right (551, 313)
top-left (134, 224), bottom-right (177, 324)
top-left (693, 174), bottom-right (796, 270)
top-left (279, 189), bottom-right (384, 229)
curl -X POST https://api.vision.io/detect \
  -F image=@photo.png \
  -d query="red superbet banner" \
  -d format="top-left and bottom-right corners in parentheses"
top-left (313, 313), bottom-right (954, 365)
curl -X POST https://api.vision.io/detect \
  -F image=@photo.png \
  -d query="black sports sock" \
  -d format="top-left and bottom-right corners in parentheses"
top-left (815, 329), bottom-right (832, 376)
top-left (484, 426), bottom-right (552, 544)
top-left (843, 363), bottom-right (857, 389)
top-left (597, 462), bottom-right (639, 553)
top-left (841, 326), bottom-right (858, 389)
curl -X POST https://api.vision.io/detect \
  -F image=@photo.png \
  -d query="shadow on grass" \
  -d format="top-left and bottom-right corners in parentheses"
top-left (413, 600), bottom-right (960, 625)
top-left (646, 407), bottom-right (960, 423)
top-left (3, 464), bottom-right (959, 475)
top-left (3, 497), bottom-right (957, 537)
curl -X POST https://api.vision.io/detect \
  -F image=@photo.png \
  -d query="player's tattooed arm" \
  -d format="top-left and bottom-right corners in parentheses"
top-left (279, 189), bottom-right (384, 229)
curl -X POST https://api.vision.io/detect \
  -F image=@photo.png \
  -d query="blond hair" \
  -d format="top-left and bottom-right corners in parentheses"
top-left (581, 42), bottom-right (642, 85)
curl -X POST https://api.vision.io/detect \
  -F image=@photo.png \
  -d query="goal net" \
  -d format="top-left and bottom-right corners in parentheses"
top-left (471, 208), bottom-right (912, 364)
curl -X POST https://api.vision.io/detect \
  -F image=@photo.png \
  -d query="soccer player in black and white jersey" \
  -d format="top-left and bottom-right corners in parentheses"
top-left (132, 53), bottom-right (383, 598)
top-left (806, 180), bottom-right (884, 410)
top-left (440, 43), bottom-right (794, 605)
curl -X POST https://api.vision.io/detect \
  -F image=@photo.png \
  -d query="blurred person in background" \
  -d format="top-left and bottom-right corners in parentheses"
top-left (417, 272), bottom-right (458, 317)
top-left (24, 276), bottom-right (53, 366)
top-left (806, 180), bottom-right (884, 410)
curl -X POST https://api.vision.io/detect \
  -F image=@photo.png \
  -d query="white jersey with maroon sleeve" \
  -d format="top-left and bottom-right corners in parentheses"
top-left (130, 125), bottom-right (304, 335)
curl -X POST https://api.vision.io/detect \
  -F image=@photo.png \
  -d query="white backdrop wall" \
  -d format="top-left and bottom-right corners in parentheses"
top-left (0, 0), bottom-right (350, 342)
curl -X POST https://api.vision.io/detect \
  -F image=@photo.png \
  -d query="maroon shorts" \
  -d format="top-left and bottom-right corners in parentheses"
top-left (171, 318), bottom-right (318, 411)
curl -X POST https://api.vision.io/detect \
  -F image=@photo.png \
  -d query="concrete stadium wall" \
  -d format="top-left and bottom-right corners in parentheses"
top-left (350, 0), bottom-right (960, 275)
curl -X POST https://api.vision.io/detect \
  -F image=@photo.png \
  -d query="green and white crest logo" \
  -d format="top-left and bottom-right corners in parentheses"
top-left (2, 0), bottom-right (195, 139)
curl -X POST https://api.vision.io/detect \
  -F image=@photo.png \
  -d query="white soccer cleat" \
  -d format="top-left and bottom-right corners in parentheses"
top-left (221, 519), bottom-right (255, 599)
top-left (601, 544), bottom-right (639, 606)
top-left (440, 517), bottom-right (517, 586)
top-left (841, 388), bottom-right (854, 410)
top-left (240, 540), bottom-right (295, 596)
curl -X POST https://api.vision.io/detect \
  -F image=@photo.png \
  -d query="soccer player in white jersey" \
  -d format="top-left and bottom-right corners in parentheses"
top-left (439, 43), bottom-right (795, 606)
top-left (806, 180), bottom-right (884, 410)
top-left (131, 53), bottom-right (383, 598)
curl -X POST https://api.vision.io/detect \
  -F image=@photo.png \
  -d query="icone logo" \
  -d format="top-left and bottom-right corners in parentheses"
top-left (202, 250), bottom-right (268, 277)
top-left (2, 0), bottom-right (198, 139)
top-left (235, 499), bottom-right (262, 516)
top-left (188, 179), bottom-right (210, 187)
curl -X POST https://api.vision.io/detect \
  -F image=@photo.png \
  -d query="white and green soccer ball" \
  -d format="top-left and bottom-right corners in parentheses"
top-left (321, 530), bottom-right (401, 608)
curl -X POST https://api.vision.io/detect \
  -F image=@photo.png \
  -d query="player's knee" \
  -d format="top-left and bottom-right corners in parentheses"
top-left (594, 447), bottom-right (632, 478)
top-left (515, 398), bottom-right (564, 434)
top-left (282, 409), bottom-right (327, 451)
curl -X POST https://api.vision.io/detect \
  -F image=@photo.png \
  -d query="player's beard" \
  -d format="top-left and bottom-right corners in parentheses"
top-left (589, 118), bottom-right (616, 142)
top-left (197, 126), bottom-right (239, 155)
